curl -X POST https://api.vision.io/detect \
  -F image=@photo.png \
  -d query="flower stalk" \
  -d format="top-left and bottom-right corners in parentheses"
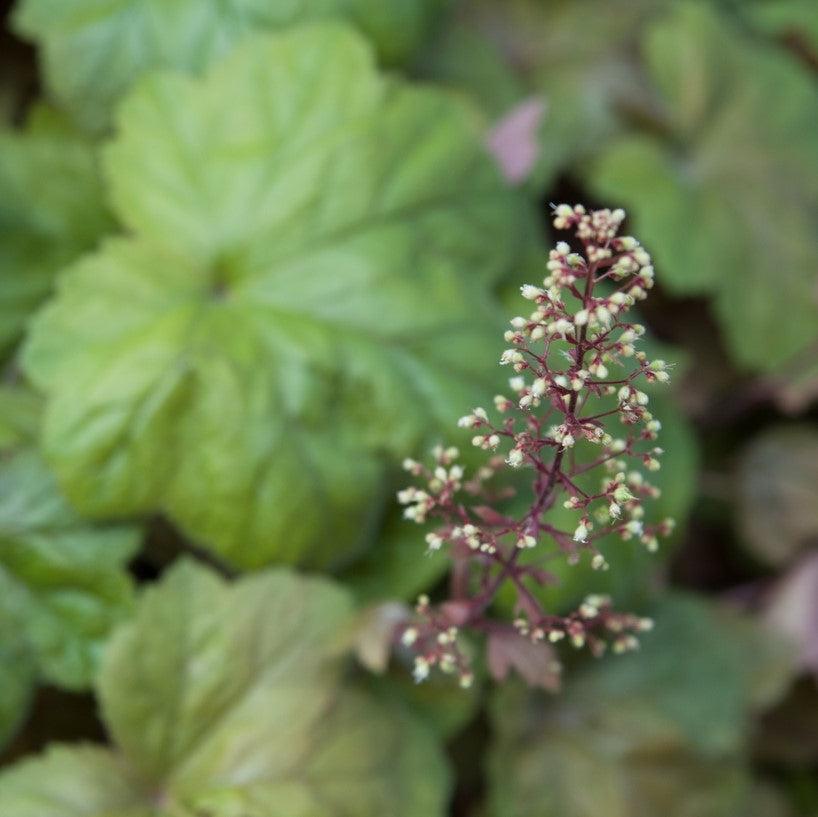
top-left (397, 204), bottom-right (674, 688)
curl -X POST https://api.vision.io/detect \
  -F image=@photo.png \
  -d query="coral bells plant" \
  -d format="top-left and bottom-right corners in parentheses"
top-left (397, 204), bottom-right (675, 688)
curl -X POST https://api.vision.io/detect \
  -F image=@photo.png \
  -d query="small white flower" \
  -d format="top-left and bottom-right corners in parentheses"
top-left (401, 627), bottom-right (418, 647)
top-left (412, 656), bottom-right (430, 683)
top-left (506, 448), bottom-right (525, 468)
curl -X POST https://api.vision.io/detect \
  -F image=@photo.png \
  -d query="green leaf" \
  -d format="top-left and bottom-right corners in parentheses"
top-left (0, 111), bottom-right (112, 355)
top-left (0, 449), bottom-right (140, 689)
top-left (367, 670), bottom-right (482, 741)
top-left (0, 385), bottom-right (42, 449)
top-left (98, 559), bottom-right (352, 781)
top-left (23, 25), bottom-right (525, 570)
top-left (487, 595), bottom-right (793, 817)
top-left (0, 560), bottom-right (451, 817)
top-left (590, 1), bottom-right (818, 370)
top-left (561, 595), bottom-right (793, 753)
top-left (341, 506), bottom-right (451, 604)
top-left (0, 616), bottom-right (36, 751)
top-left (14, 0), bottom-right (447, 133)
top-left (745, 0), bottom-right (818, 56)
top-left (424, 0), bottom-right (665, 189)
top-left (340, 0), bottom-right (449, 66)
top-left (0, 745), bottom-right (151, 817)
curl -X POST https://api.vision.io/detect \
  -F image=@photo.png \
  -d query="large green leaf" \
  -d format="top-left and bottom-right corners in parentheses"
top-left (23, 25), bottom-right (524, 570)
top-left (0, 560), bottom-right (451, 817)
top-left (487, 595), bottom-right (794, 817)
top-left (13, 0), bottom-right (447, 133)
top-left (590, 1), bottom-right (818, 370)
top-left (0, 109), bottom-right (112, 355)
top-left (0, 448), bottom-right (140, 689)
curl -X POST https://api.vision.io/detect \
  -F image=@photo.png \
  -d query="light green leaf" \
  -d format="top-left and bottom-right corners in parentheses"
top-left (23, 25), bottom-right (525, 570)
top-left (487, 594), bottom-right (793, 817)
top-left (98, 559), bottom-right (353, 782)
top-left (0, 560), bottom-right (451, 817)
top-left (0, 745), bottom-right (151, 817)
top-left (0, 449), bottom-right (140, 689)
top-left (590, 1), bottom-right (818, 370)
top-left (14, 0), bottom-right (447, 133)
top-left (178, 688), bottom-right (449, 817)
top-left (0, 112), bottom-right (112, 355)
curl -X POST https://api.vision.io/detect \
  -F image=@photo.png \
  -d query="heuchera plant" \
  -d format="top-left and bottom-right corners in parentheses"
top-left (398, 204), bottom-right (675, 688)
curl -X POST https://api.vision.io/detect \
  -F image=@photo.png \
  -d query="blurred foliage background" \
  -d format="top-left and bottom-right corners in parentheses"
top-left (0, 0), bottom-right (817, 815)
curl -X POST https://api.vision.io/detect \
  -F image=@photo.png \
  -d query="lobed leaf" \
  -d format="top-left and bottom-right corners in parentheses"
top-left (0, 449), bottom-right (140, 689)
top-left (0, 110), bottom-right (112, 356)
top-left (590, 1), bottom-right (818, 370)
top-left (487, 595), bottom-right (794, 817)
top-left (0, 745), bottom-right (151, 817)
top-left (23, 25), bottom-right (526, 570)
top-left (0, 560), bottom-right (451, 817)
top-left (13, 0), bottom-right (447, 132)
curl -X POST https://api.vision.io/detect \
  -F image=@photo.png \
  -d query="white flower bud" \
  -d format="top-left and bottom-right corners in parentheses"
top-left (412, 656), bottom-right (430, 683)
top-left (506, 448), bottom-right (524, 468)
top-left (401, 627), bottom-right (418, 646)
top-left (425, 532), bottom-right (444, 550)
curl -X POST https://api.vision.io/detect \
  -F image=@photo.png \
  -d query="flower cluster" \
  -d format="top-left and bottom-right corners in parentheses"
top-left (396, 205), bottom-right (674, 688)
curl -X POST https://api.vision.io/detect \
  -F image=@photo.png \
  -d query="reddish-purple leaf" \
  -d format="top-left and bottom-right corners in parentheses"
top-left (764, 551), bottom-right (818, 676)
top-left (486, 98), bottom-right (546, 184)
top-left (440, 600), bottom-right (472, 626)
top-left (487, 629), bottom-right (561, 691)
